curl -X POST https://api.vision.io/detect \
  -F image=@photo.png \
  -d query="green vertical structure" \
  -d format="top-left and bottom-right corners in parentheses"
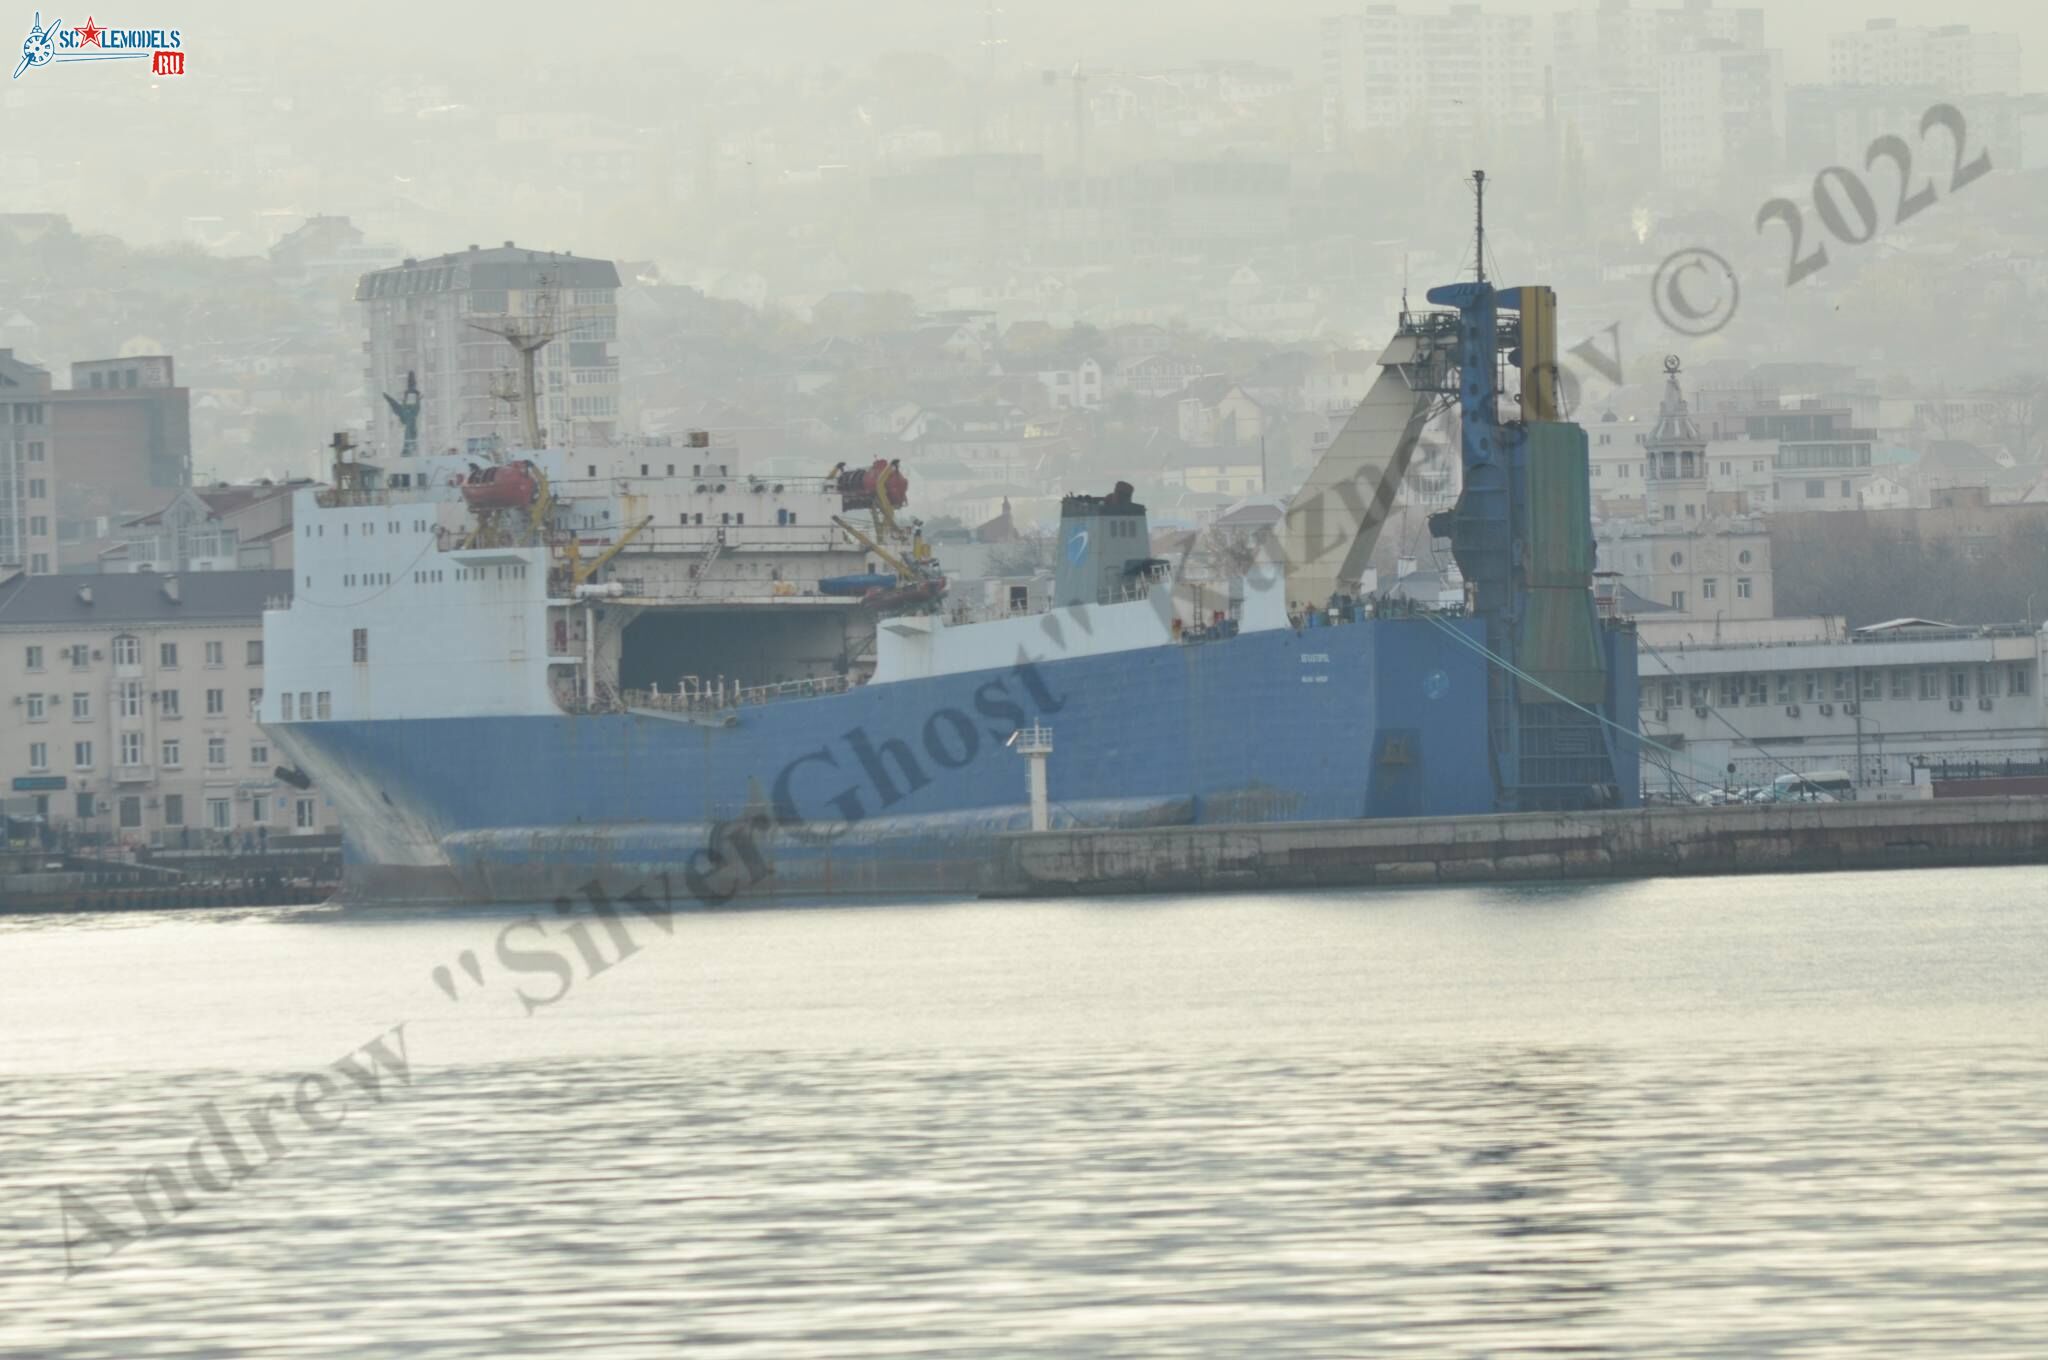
top-left (1517, 420), bottom-right (1606, 706)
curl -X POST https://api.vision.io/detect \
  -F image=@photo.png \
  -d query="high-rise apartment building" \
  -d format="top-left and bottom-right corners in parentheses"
top-left (0, 349), bottom-right (56, 577)
top-left (357, 243), bottom-right (622, 458)
top-left (1321, 4), bottom-right (1539, 150)
top-left (1828, 20), bottom-right (2023, 95)
top-left (1550, 0), bottom-right (1771, 177)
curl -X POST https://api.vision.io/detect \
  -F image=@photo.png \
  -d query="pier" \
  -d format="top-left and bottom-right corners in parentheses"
top-left (982, 796), bottom-right (2048, 897)
top-left (0, 847), bottom-right (340, 914)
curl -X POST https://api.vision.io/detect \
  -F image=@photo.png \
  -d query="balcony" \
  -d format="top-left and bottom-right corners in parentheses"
top-left (114, 764), bottom-right (155, 785)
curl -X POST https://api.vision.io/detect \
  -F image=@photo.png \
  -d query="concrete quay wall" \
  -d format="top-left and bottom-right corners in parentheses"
top-left (983, 797), bottom-right (2048, 897)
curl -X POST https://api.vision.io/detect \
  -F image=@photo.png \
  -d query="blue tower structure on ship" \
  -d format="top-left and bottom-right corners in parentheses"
top-left (1424, 171), bottom-right (1638, 811)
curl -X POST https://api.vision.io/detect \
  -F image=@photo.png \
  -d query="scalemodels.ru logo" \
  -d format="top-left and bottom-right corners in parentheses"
top-left (14, 11), bottom-right (184, 78)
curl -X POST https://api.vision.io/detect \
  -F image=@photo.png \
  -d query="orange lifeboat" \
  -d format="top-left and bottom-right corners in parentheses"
top-left (461, 460), bottom-right (540, 512)
top-left (837, 458), bottom-right (909, 511)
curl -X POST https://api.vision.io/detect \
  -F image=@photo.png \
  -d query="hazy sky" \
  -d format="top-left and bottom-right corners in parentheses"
top-left (9, 0), bottom-right (2041, 93)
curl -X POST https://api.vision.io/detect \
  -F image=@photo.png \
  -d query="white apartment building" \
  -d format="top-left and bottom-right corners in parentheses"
top-left (1658, 43), bottom-right (1785, 176)
top-left (1636, 616), bottom-right (2045, 794)
top-left (1551, 0), bottom-right (1768, 175)
top-left (0, 349), bottom-right (57, 576)
top-left (1828, 20), bottom-right (2023, 96)
top-left (1321, 4), bottom-right (1539, 149)
top-left (0, 569), bottom-right (337, 843)
top-left (357, 243), bottom-right (621, 459)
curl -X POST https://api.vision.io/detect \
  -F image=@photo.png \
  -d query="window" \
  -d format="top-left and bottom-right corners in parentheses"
top-left (27, 479), bottom-right (44, 499)
top-left (1804, 673), bottom-right (1822, 702)
top-left (281, 693), bottom-right (295, 721)
top-left (1920, 669), bottom-right (1941, 701)
top-left (1889, 669), bottom-right (1912, 700)
top-left (163, 794), bottom-right (184, 826)
top-left (118, 679), bottom-right (143, 718)
top-left (76, 793), bottom-right (94, 820)
top-left (1832, 671), bottom-right (1853, 702)
top-left (71, 692), bottom-right (90, 721)
top-left (249, 794), bottom-right (267, 825)
top-left (296, 798), bottom-right (318, 829)
top-left (25, 644), bottom-right (42, 671)
top-left (252, 741), bottom-right (269, 766)
top-left (248, 688), bottom-right (263, 716)
top-left (67, 644), bottom-right (89, 670)
top-left (1718, 676), bottom-right (1742, 707)
top-left (247, 640), bottom-right (264, 666)
top-left (208, 798), bottom-right (232, 830)
top-left (28, 741), bottom-right (47, 771)
top-left (1747, 675), bottom-right (1767, 705)
top-left (112, 635), bottom-right (140, 666)
top-left (352, 628), bottom-right (369, 663)
top-left (1702, 578), bottom-right (1718, 600)
top-left (1662, 504), bottom-right (1675, 521)
top-left (74, 740), bottom-right (93, 770)
top-left (1775, 674), bottom-right (1794, 704)
top-left (1736, 577), bottom-right (1753, 599)
top-left (205, 688), bottom-right (225, 716)
top-left (1670, 590), bottom-right (1685, 611)
top-left (1949, 670), bottom-right (1970, 699)
top-left (1860, 671), bottom-right (1882, 700)
top-left (161, 738), bottom-right (181, 768)
top-left (2011, 663), bottom-right (2033, 697)
top-left (317, 692), bottom-right (332, 720)
top-left (207, 736), bottom-right (228, 767)
top-left (299, 691), bottom-right (312, 720)
top-left (1662, 681), bottom-right (1682, 708)
top-left (1688, 679), bottom-right (1710, 708)
top-left (26, 693), bottom-right (44, 721)
top-left (120, 732), bottom-right (143, 766)
top-left (205, 641), bottom-right (224, 667)
top-left (161, 689), bottom-right (180, 717)
top-left (1840, 479), bottom-right (1851, 498)
top-left (160, 642), bottom-right (178, 668)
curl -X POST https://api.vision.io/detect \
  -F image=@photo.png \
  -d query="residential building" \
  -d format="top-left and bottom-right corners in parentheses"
top-left (1321, 4), bottom-right (1540, 150)
top-left (1658, 41), bottom-right (1785, 176)
top-left (104, 482), bottom-right (308, 574)
top-left (0, 350), bottom-right (56, 577)
top-left (1635, 616), bottom-right (2045, 794)
top-left (1827, 19), bottom-right (2023, 95)
top-left (357, 243), bottom-right (622, 458)
top-left (1551, 0), bottom-right (1769, 177)
top-left (1693, 388), bottom-right (1876, 508)
top-left (48, 356), bottom-right (193, 525)
top-left (0, 569), bottom-right (337, 843)
top-left (1598, 518), bottom-right (1773, 622)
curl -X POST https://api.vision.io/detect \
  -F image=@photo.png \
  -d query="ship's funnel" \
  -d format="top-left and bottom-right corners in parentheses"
top-left (1053, 482), bottom-right (1151, 607)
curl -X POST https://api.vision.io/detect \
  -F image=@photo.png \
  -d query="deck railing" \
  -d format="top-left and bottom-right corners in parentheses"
top-left (621, 673), bottom-right (854, 713)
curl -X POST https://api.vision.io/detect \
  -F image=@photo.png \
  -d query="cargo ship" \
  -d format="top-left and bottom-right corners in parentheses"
top-left (264, 182), bottom-right (1640, 904)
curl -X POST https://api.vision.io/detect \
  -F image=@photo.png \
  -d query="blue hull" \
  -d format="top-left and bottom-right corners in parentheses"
top-left (271, 616), bottom-right (1636, 904)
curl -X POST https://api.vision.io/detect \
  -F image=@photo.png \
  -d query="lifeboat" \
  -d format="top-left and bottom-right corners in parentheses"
top-left (837, 458), bottom-right (909, 511)
top-left (461, 460), bottom-right (540, 512)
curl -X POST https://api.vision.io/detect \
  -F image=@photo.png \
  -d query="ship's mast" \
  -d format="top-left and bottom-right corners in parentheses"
top-left (467, 272), bottom-right (567, 452)
top-left (1472, 168), bottom-right (1487, 285)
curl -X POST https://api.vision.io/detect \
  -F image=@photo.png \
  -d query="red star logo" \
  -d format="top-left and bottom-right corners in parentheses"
top-left (75, 17), bottom-right (102, 46)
